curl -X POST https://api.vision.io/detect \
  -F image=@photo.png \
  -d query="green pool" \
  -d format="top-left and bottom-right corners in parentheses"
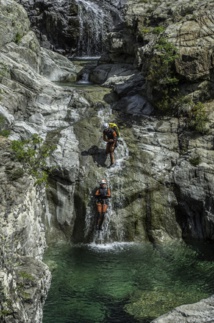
top-left (43, 241), bottom-right (214, 322)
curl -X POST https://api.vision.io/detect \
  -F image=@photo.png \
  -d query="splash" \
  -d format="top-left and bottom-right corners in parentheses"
top-left (85, 241), bottom-right (137, 251)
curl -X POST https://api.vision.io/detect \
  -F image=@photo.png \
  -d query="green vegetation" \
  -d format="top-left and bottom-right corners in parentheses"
top-left (0, 63), bottom-right (9, 79)
top-left (153, 26), bottom-right (165, 34)
top-left (0, 309), bottom-right (13, 316)
top-left (19, 271), bottom-right (35, 282)
top-left (189, 155), bottom-right (201, 166)
top-left (0, 115), bottom-right (10, 137)
top-left (19, 291), bottom-right (32, 302)
top-left (187, 102), bottom-right (208, 134)
top-left (14, 32), bottom-right (22, 44)
top-left (0, 129), bottom-right (10, 137)
top-left (139, 25), bottom-right (165, 36)
top-left (147, 37), bottom-right (179, 111)
top-left (139, 26), bottom-right (151, 34)
top-left (11, 134), bottom-right (56, 185)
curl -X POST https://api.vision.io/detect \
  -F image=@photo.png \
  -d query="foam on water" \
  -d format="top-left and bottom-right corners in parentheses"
top-left (80, 241), bottom-right (137, 252)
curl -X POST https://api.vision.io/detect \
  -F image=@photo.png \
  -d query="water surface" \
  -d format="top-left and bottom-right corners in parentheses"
top-left (43, 241), bottom-right (214, 322)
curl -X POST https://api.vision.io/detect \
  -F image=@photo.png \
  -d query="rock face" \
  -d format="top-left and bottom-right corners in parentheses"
top-left (0, 138), bottom-right (50, 323)
top-left (151, 296), bottom-right (214, 323)
top-left (124, 0), bottom-right (214, 102)
top-left (17, 0), bottom-right (125, 56)
top-left (86, 0), bottom-right (214, 242)
top-left (17, 0), bottom-right (79, 55)
top-left (0, 0), bottom-right (82, 321)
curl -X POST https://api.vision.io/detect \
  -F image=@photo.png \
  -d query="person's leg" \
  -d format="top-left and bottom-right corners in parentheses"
top-left (99, 203), bottom-right (108, 230)
top-left (109, 143), bottom-right (115, 165)
top-left (98, 214), bottom-right (104, 230)
top-left (106, 143), bottom-right (110, 155)
top-left (96, 203), bottom-right (102, 229)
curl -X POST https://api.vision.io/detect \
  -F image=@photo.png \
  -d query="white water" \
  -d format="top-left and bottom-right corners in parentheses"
top-left (75, 0), bottom-right (123, 56)
top-left (45, 192), bottom-right (52, 227)
top-left (77, 71), bottom-right (92, 85)
top-left (76, 0), bottom-right (108, 56)
top-left (84, 106), bottom-right (130, 244)
top-left (85, 241), bottom-right (137, 251)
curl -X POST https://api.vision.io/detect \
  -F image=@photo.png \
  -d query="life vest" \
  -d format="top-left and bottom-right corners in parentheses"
top-left (103, 128), bottom-right (115, 140)
top-left (95, 187), bottom-right (111, 201)
top-left (99, 188), bottom-right (108, 198)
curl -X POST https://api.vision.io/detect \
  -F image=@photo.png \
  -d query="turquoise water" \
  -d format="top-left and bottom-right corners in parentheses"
top-left (43, 241), bottom-right (214, 323)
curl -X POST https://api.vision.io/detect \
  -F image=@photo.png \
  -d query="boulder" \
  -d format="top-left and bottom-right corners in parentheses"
top-left (152, 296), bottom-right (214, 323)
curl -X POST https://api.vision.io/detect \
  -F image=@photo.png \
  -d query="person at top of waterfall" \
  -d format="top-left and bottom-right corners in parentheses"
top-left (95, 179), bottom-right (111, 231)
top-left (102, 122), bottom-right (118, 166)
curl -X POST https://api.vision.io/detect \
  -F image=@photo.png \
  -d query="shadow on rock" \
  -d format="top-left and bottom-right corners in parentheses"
top-left (81, 145), bottom-right (107, 167)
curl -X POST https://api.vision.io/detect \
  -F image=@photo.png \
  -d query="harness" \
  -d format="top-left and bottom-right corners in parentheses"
top-left (104, 128), bottom-right (114, 140)
top-left (96, 188), bottom-right (109, 204)
top-left (104, 128), bottom-right (118, 148)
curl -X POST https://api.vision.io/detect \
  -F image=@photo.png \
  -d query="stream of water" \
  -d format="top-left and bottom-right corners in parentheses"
top-left (75, 0), bottom-right (122, 57)
top-left (43, 241), bottom-right (214, 323)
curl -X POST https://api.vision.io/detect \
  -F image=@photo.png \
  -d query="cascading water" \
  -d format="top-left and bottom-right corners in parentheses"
top-left (75, 0), bottom-right (123, 57)
top-left (77, 70), bottom-right (91, 85)
top-left (84, 106), bottom-right (129, 244)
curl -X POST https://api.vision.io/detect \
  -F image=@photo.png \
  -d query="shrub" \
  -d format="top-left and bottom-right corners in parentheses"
top-left (189, 155), bottom-right (201, 166)
top-left (11, 134), bottom-right (56, 185)
top-left (139, 26), bottom-right (165, 36)
top-left (146, 37), bottom-right (179, 112)
top-left (187, 102), bottom-right (208, 134)
top-left (153, 26), bottom-right (165, 34)
top-left (14, 33), bottom-right (22, 44)
top-left (0, 64), bottom-right (9, 79)
top-left (0, 115), bottom-right (10, 137)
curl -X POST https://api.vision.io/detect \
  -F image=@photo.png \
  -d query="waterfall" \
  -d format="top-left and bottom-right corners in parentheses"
top-left (45, 192), bottom-right (52, 227)
top-left (84, 106), bottom-right (129, 244)
top-left (75, 0), bottom-right (123, 57)
top-left (77, 71), bottom-right (91, 85)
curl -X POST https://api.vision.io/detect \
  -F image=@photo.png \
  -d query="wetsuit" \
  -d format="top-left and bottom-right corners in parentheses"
top-left (95, 186), bottom-right (111, 230)
top-left (103, 128), bottom-right (117, 165)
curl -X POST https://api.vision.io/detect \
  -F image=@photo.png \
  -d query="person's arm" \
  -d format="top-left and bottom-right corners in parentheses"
top-left (95, 189), bottom-right (100, 197)
top-left (103, 131), bottom-right (109, 142)
top-left (112, 130), bottom-right (117, 142)
top-left (106, 188), bottom-right (111, 198)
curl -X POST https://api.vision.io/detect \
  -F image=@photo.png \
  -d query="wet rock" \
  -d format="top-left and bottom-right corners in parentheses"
top-left (152, 295), bottom-right (214, 323)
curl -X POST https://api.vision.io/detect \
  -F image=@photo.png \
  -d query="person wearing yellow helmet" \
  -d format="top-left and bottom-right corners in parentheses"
top-left (95, 179), bottom-right (111, 230)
